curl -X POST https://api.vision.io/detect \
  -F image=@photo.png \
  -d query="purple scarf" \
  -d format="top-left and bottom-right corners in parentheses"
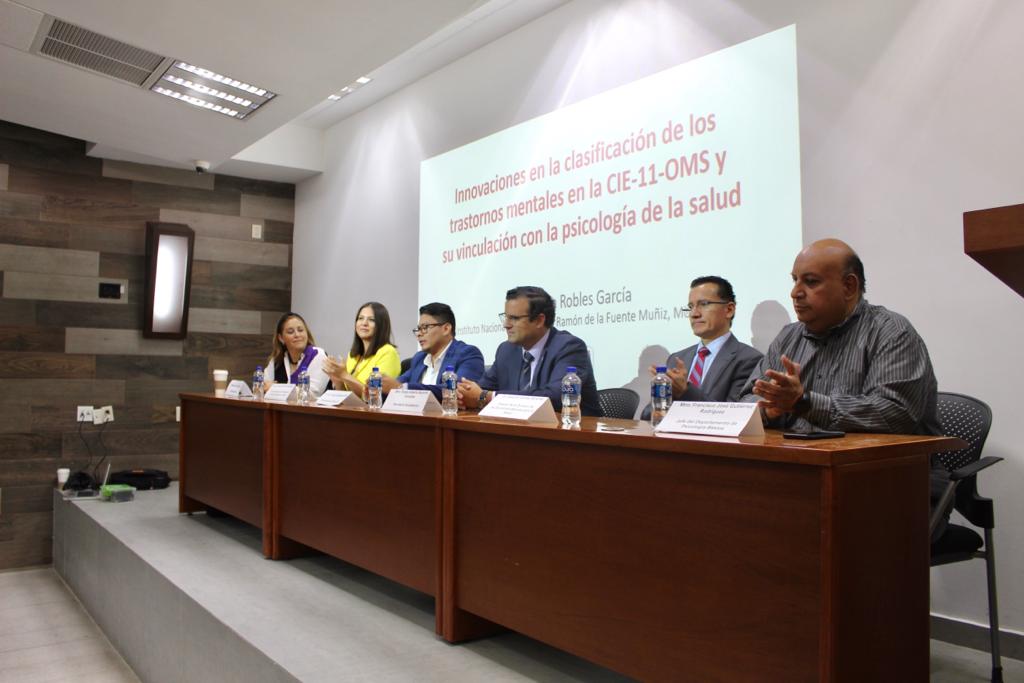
top-left (289, 345), bottom-right (318, 384)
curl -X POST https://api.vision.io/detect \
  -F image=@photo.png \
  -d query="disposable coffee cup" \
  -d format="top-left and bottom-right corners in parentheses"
top-left (213, 369), bottom-right (229, 397)
top-left (57, 468), bottom-right (70, 490)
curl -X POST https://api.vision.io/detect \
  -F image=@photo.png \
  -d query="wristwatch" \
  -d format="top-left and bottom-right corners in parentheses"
top-left (793, 391), bottom-right (812, 415)
top-left (479, 390), bottom-right (490, 407)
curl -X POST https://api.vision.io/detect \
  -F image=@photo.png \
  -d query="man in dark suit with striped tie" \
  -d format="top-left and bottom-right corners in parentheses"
top-left (653, 275), bottom-right (763, 405)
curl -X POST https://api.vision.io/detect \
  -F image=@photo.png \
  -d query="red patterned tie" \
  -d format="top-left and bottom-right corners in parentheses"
top-left (688, 347), bottom-right (711, 386)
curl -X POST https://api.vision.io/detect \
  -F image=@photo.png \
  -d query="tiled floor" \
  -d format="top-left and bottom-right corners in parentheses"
top-left (0, 567), bottom-right (138, 683)
top-left (3, 564), bottom-right (1019, 682)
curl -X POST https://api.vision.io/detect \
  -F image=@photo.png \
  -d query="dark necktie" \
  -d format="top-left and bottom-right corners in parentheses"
top-left (688, 347), bottom-right (711, 386)
top-left (519, 351), bottom-right (534, 390)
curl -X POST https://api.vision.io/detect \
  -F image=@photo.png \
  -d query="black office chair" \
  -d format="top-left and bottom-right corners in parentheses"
top-left (597, 388), bottom-right (639, 419)
top-left (930, 392), bottom-right (1003, 683)
top-left (400, 357), bottom-right (412, 375)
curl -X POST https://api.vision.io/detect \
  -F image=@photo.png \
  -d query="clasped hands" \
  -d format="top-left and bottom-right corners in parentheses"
top-left (322, 356), bottom-right (404, 398)
top-left (321, 355), bottom-right (369, 396)
top-left (647, 359), bottom-right (690, 398)
top-left (752, 355), bottom-right (804, 419)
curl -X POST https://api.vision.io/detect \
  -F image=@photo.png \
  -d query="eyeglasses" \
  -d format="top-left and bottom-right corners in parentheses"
top-left (498, 313), bottom-right (531, 324)
top-left (412, 323), bottom-right (444, 335)
top-left (681, 300), bottom-right (730, 317)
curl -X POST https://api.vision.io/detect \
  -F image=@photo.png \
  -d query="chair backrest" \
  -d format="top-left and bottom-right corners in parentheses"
top-left (400, 357), bottom-right (412, 375)
top-left (597, 388), bottom-right (640, 419)
top-left (935, 391), bottom-right (994, 521)
top-left (934, 392), bottom-right (992, 472)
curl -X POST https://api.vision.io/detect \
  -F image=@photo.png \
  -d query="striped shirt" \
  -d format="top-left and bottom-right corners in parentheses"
top-left (740, 299), bottom-right (940, 435)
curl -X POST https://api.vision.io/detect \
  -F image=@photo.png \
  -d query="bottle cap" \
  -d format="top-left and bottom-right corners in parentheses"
top-left (656, 366), bottom-right (667, 373)
top-left (566, 366), bottom-right (577, 373)
top-left (256, 365), bottom-right (263, 371)
top-left (372, 367), bottom-right (379, 372)
top-left (446, 365), bottom-right (455, 371)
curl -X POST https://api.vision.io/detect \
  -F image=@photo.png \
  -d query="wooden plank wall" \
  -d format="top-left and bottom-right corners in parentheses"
top-left (0, 120), bottom-right (294, 569)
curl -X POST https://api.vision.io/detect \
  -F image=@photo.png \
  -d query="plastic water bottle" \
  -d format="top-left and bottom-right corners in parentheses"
top-left (561, 366), bottom-right (582, 428)
top-left (252, 366), bottom-right (265, 401)
top-left (441, 365), bottom-right (459, 417)
top-left (366, 367), bottom-right (383, 409)
top-left (297, 369), bottom-right (310, 405)
top-left (651, 365), bottom-right (672, 426)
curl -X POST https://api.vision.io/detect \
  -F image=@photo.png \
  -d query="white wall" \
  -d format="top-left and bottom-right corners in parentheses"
top-left (294, 0), bottom-right (1024, 634)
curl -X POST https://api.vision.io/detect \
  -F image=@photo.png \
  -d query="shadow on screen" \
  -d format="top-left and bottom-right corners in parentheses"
top-left (749, 299), bottom-right (791, 354)
top-left (619, 344), bottom-right (669, 419)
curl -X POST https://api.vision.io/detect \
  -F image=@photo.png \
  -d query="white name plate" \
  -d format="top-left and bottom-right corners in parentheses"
top-left (382, 389), bottom-right (442, 415)
top-left (316, 390), bottom-right (365, 408)
top-left (264, 383), bottom-right (296, 403)
top-left (479, 394), bottom-right (557, 423)
top-left (654, 401), bottom-right (764, 437)
top-left (225, 380), bottom-right (253, 399)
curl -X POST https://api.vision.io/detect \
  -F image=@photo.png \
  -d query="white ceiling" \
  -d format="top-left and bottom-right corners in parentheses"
top-left (0, 0), bottom-right (566, 182)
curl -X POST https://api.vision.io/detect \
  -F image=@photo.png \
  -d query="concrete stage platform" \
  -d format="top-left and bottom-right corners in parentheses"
top-left (53, 484), bottom-right (631, 683)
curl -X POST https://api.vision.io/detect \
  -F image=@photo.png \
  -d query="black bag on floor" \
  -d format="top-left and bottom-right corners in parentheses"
top-left (108, 468), bottom-right (171, 490)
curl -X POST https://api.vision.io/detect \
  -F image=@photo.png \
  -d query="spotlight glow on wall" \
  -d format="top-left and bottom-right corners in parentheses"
top-left (144, 222), bottom-right (195, 339)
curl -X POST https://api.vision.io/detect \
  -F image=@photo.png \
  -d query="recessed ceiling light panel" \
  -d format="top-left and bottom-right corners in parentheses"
top-left (325, 75), bottom-right (372, 102)
top-left (150, 61), bottom-right (276, 120)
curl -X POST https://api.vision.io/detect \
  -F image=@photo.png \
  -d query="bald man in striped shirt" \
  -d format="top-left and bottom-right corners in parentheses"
top-left (743, 238), bottom-right (938, 433)
top-left (742, 238), bottom-right (949, 536)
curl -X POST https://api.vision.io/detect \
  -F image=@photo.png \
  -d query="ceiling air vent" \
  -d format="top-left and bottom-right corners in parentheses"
top-left (33, 16), bottom-right (169, 87)
top-left (29, 15), bottom-right (274, 120)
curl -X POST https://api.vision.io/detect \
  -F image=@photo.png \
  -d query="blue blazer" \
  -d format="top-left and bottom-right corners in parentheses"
top-left (397, 338), bottom-right (485, 400)
top-left (478, 327), bottom-right (600, 416)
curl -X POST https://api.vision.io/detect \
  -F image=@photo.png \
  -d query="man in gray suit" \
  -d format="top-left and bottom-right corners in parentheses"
top-left (653, 275), bottom-right (763, 403)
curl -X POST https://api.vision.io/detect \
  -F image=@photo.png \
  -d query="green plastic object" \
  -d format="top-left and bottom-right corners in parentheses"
top-left (100, 484), bottom-right (136, 501)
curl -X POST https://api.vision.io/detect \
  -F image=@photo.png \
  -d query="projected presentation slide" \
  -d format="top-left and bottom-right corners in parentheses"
top-left (420, 25), bottom-right (802, 389)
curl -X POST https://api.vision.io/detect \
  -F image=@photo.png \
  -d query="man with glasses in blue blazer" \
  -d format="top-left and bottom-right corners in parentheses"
top-left (383, 302), bottom-right (484, 400)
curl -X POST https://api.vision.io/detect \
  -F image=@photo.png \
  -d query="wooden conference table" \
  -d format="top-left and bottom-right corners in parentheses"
top-left (178, 393), bottom-right (960, 682)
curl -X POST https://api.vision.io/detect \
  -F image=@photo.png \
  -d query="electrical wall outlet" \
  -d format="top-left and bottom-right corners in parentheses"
top-left (98, 405), bottom-right (114, 424)
top-left (176, 406), bottom-right (181, 422)
top-left (77, 406), bottom-right (94, 422)
top-left (251, 223), bottom-right (263, 240)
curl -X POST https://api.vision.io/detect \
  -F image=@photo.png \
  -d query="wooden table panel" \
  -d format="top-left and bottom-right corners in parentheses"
top-left (828, 457), bottom-right (930, 682)
top-left (274, 407), bottom-right (439, 597)
top-left (177, 397), bottom-right (960, 681)
top-left (179, 395), bottom-right (268, 546)
top-left (449, 428), bottom-right (823, 682)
